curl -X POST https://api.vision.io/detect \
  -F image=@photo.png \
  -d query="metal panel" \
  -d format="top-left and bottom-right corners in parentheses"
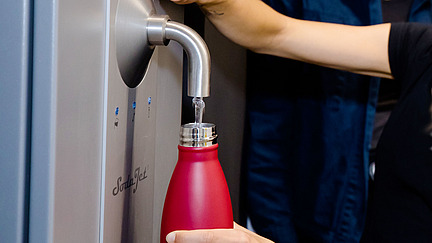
top-left (26, 0), bottom-right (185, 241)
top-left (102, 0), bottom-right (184, 241)
top-left (0, 0), bottom-right (32, 242)
top-left (29, 0), bottom-right (106, 242)
top-left (102, 20), bottom-right (159, 240)
top-left (52, 0), bottom-right (107, 242)
top-left (101, 1), bottom-right (156, 241)
top-left (29, 0), bottom-right (58, 241)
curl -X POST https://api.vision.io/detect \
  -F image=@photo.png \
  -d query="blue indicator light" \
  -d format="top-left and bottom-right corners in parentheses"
top-left (148, 97), bottom-right (152, 105)
top-left (115, 107), bottom-right (119, 116)
top-left (132, 101), bottom-right (136, 109)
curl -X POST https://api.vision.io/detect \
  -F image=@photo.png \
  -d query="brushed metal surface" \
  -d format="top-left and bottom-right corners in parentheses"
top-left (115, 0), bottom-right (156, 88)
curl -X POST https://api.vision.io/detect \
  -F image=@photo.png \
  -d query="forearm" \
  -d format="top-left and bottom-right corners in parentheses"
top-left (275, 21), bottom-right (392, 78)
top-left (166, 222), bottom-right (274, 243)
top-left (195, 0), bottom-right (287, 53)
top-left (175, 0), bottom-right (392, 78)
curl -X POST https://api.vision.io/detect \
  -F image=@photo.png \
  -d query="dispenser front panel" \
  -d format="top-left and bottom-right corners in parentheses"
top-left (102, 0), bottom-right (158, 242)
top-left (102, 0), bottom-right (183, 242)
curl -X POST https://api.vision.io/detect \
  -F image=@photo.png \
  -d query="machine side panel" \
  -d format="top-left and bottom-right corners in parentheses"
top-left (29, 0), bottom-right (59, 242)
top-left (0, 0), bottom-right (32, 242)
top-left (52, 0), bottom-right (107, 242)
top-left (29, 0), bottom-right (107, 242)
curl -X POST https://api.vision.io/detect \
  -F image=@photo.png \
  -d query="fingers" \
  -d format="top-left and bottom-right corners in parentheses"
top-left (170, 0), bottom-right (198, 5)
top-left (166, 228), bottom-right (250, 243)
top-left (234, 222), bottom-right (248, 231)
top-left (170, 0), bottom-right (228, 6)
top-left (166, 230), bottom-right (215, 243)
top-left (234, 222), bottom-right (275, 243)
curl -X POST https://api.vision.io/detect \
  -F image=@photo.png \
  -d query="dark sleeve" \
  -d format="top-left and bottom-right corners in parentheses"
top-left (388, 23), bottom-right (432, 91)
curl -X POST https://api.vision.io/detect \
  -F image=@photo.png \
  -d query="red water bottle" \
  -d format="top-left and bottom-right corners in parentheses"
top-left (160, 123), bottom-right (233, 242)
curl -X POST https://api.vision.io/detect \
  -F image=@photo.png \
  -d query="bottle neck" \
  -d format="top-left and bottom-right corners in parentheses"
top-left (177, 144), bottom-right (219, 162)
top-left (179, 123), bottom-right (217, 147)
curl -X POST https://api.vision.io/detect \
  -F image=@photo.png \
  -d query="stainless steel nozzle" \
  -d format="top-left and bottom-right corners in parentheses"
top-left (147, 16), bottom-right (211, 98)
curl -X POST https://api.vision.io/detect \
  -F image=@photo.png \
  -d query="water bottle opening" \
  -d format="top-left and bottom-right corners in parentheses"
top-left (179, 123), bottom-right (217, 147)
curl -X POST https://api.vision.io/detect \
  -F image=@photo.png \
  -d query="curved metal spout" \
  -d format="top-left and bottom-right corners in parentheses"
top-left (147, 16), bottom-right (210, 97)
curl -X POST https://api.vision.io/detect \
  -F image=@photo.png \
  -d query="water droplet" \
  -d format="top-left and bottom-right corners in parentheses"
top-left (193, 97), bottom-right (205, 127)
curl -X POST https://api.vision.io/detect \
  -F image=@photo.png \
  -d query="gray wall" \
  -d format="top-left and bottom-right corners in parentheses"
top-left (204, 20), bottom-right (247, 221)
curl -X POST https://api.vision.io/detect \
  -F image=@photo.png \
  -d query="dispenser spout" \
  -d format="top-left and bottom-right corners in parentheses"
top-left (147, 16), bottom-right (210, 98)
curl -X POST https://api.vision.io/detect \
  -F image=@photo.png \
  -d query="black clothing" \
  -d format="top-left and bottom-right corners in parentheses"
top-left (362, 23), bottom-right (432, 242)
top-left (381, 0), bottom-right (414, 23)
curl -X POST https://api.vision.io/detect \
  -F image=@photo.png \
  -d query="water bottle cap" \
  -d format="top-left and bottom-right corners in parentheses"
top-left (179, 123), bottom-right (217, 147)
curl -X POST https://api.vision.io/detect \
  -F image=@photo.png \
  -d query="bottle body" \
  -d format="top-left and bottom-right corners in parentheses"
top-left (160, 144), bottom-right (233, 242)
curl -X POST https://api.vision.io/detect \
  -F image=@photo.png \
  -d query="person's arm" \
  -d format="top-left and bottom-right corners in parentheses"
top-left (166, 222), bottom-right (274, 243)
top-left (173, 0), bottom-right (393, 79)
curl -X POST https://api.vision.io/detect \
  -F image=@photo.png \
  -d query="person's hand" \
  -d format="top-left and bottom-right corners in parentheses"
top-left (170, 0), bottom-right (226, 6)
top-left (170, 0), bottom-right (197, 4)
top-left (165, 222), bottom-right (274, 243)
